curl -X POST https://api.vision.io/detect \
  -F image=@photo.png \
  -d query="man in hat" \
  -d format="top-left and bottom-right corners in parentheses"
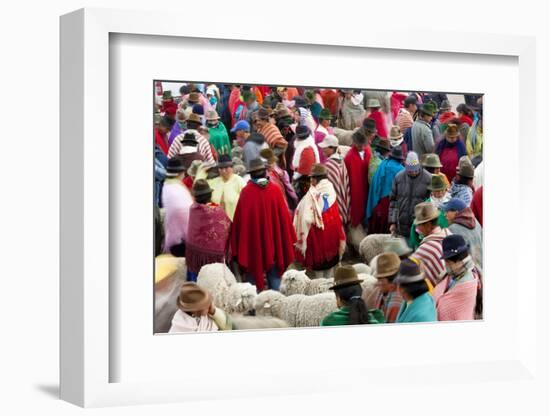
top-left (254, 107), bottom-right (288, 156)
top-left (396, 95), bottom-right (418, 133)
top-left (194, 154), bottom-right (247, 221)
top-left (411, 102), bottom-right (437, 159)
top-left (373, 253), bottom-right (404, 323)
top-left (360, 118), bottom-right (378, 146)
top-left (185, 179), bottom-right (231, 281)
top-left (318, 134), bottom-right (350, 226)
top-left (408, 174), bottom-right (451, 250)
top-left (344, 129), bottom-right (372, 229)
top-left (394, 258), bottom-right (437, 323)
top-left (168, 113), bottom-right (215, 163)
top-left (432, 234), bottom-right (482, 321)
top-left (388, 151), bottom-right (431, 237)
top-left (169, 282), bottom-right (231, 333)
top-left (321, 265), bottom-right (385, 326)
top-left (368, 136), bottom-right (392, 184)
top-left (422, 153), bottom-right (450, 190)
top-left (435, 123), bottom-right (467, 183)
top-left (450, 155), bottom-right (475, 206)
top-left (242, 132), bottom-right (268, 170)
top-left (260, 148), bottom-right (297, 211)
top-left (160, 90), bottom-right (178, 119)
top-left (169, 133), bottom-right (205, 179)
top-left (314, 108), bottom-right (335, 163)
top-left (155, 116), bottom-right (175, 156)
top-left (441, 198), bottom-right (483, 269)
top-left (231, 158), bottom-right (296, 292)
top-left (293, 164), bottom-right (346, 278)
top-left (182, 90), bottom-right (209, 119)
top-left (230, 120), bottom-right (251, 148)
top-left (161, 158), bottom-right (194, 257)
top-left (206, 110), bottom-right (231, 156)
top-left (411, 202), bottom-right (452, 286)
top-left (292, 125), bottom-right (320, 183)
top-left (366, 98), bottom-right (389, 139)
top-left (340, 90), bottom-right (365, 130)
top-left (389, 125), bottom-right (408, 156)
top-left (366, 145), bottom-right (405, 234)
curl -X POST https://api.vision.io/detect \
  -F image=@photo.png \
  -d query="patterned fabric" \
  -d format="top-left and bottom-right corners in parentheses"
top-left (432, 270), bottom-right (479, 321)
top-left (375, 290), bottom-right (404, 323)
top-left (168, 129), bottom-right (215, 163)
top-left (325, 154), bottom-right (351, 225)
top-left (396, 108), bottom-right (414, 132)
top-left (258, 122), bottom-right (287, 150)
top-left (186, 202), bottom-right (231, 273)
top-left (412, 227), bottom-right (452, 285)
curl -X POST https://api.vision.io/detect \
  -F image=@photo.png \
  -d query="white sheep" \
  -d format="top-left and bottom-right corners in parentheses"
top-left (359, 233), bottom-right (393, 264)
top-left (352, 263), bottom-right (372, 275)
top-left (359, 273), bottom-right (381, 310)
top-left (197, 263), bottom-right (257, 314)
top-left (333, 127), bottom-right (359, 146)
top-left (280, 269), bottom-right (334, 296)
top-left (255, 290), bottom-right (338, 327)
top-left (230, 315), bottom-right (289, 330)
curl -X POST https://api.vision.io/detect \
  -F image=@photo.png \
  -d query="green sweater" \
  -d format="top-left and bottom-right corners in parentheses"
top-left (208, 123), bottom-right (231, 155)
top-left (321, 306), bottom-right (385, 326)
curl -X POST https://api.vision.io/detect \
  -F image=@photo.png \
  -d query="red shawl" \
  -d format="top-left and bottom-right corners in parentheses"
top-left (344, 146), bottom-right (371, 226)
top-left (186, 203), bottom-right (231, 273)
top-left (230, 181), bottom-right (296, 290)
top-left (458, 114), bottom-right (473, 126)
top-left (471, 186), bottom-right (483, 226)
top-left (155, 128), bottom-right (169, 155)
top-left (368, 109), bottom-right (389, 138)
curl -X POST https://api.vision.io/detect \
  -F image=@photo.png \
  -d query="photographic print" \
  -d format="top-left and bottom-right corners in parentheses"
top-left (153, 82), bottom-right (483, 334)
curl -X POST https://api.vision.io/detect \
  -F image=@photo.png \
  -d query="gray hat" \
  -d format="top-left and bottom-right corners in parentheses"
top-left (394, 258), bottom-right (425, 284)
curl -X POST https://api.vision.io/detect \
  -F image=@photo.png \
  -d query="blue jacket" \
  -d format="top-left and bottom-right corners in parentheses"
top-left (396, 292), bottom-right (437, 323)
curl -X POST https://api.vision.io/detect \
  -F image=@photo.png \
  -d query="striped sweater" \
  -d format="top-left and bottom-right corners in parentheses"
top-left (258, 123), bottom-right (287, 150)
top-left (167, 129), bottom-right (215, 163)
top-left (325, 154), bottom-right (350, 225)
top-left (412, 227), bottom-right (452, 285)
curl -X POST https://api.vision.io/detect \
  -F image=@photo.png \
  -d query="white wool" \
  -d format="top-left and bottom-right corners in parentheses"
top-left (154, 257), bottom-right (187, 333)
top-left (359, 273), bottom-right (381, 310)
top-left (352, 263), bottom-right (372, 275)
top-left (369, 254), bottom-right (381, 276)
top-left (197, 263), bottom-right (256, 314)
top-left (359, 233), bottom-right (393, 263)
top-left (348, 225), bottom-right (367, 252)
top-left (280, 269), bottom-right (334, 296)
top-left (333, 127), bottom-right (359, 146)
top-left (255, 290), bottom-right (338, 327)
top-left (338, 145), bottom-right (351, 159)
top-left (230, 315), bottom-right (289, 330)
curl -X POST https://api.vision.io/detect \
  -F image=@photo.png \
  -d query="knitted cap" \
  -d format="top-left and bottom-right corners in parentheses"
top-left (405, 151), bottom-right (421, 173)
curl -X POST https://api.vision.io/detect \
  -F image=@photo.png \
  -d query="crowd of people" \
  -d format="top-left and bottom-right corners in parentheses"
top-left (154, 83), bottom-right (483, 332)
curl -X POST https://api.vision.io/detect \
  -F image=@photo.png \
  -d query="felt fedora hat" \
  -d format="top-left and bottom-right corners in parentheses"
top-left (309, 163), bottom-right (328, 178)
top-left (187, 92), bottom-right (200, 103)
top-left (389, 146), bottom-right (405, 161)
top-left (165, 157), bottom-right (187, 177)
top-left (186, 113), bottom-right (202, 124)
top-left (367, 98), bottom-right (381, 108)
top-left (440, 234), bottom-right (470, 260)
top-left (375, 137), bottom-right (392, 152)
top-left (427, 174), bottom-right (448, 192)
top-left (177, 282), bottom-right (212, 313)
top-left (205, 110), bottom-right (221, 121)
top-left (329, 265), bottom-right (364, 290)
top-left (217, 154), bottom-right (234, 168)
top-left (445, 123), bottom-right (460, 138)
top-left (260, 148), bottom-right (277, 164)
top-left (191, 179), bottom-right (213, 197)
top-left (440, 100), bottom-right (452, 111)
top-left (247, 158), bottom-right (266, 173)
top-left (413, 202), bottom-right (440, 225)
top-left (394, 258), bottom-right (425, 284)
top-left (422, 153), bottom-right (443, 168)
top-left (374, 252), bottom-right (401, 279)
top-left (456, 155), bottom-right (475, 178)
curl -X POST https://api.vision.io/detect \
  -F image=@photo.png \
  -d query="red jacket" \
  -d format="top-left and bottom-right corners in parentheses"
top-left (368, 109), bottom-right (389, 138)
top-left (154, 128), bottom-right (169, 155)
top-left (344, 146), bottom-right (372, 226)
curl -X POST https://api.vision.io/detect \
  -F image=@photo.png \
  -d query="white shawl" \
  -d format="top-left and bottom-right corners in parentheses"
top-left (292, 134), bottom-right (320, 171)
top-left (168, 309), bottom-right (219, 333)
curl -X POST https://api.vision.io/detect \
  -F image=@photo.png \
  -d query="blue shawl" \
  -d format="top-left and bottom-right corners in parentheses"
top-left (366, 158), bottom-right (404, 219)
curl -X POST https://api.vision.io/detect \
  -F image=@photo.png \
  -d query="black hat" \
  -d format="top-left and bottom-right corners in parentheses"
top-left (404, 95), bottom-right (418, 107)
top-left (362, 118), bottom-right (377, 133)
top-left (181, 132), bottom-right (198, 145)
top-left (440, 234), bottom-right (470, 260)
top-left (351, 130), bottom-right (367, 145)
top-left (191, 179), bottom-right (213, 197)
top-left (217, 154), bottom-right (234, 168)
top-left (394, 258), bottom-right (425, 284)
top-left (165, 157), bottom-right (187, 177)
top-left (247, 158), bottom-right (266, 173)
top-left (293, 96), bottom-right (308, 108)
top-left (389, 146), bottom-right (405, 160)
top-left (295, 125), bottom-right (311, 139)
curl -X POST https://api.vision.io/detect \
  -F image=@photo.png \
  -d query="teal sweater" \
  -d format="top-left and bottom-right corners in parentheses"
top-left (396, 292), bottom-right (437, 323)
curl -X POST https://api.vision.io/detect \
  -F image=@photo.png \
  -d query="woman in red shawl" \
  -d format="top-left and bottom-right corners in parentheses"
top-left (293, 164), bottom-right (346, 278)
top-left (344, 130), bottom-right (372, 228)
top-left (185, 180), bottom-right (231, 282)
top-left (366, 98), bottom-right (389, 139)
top-left (230, 158), bottom-right (296, 291)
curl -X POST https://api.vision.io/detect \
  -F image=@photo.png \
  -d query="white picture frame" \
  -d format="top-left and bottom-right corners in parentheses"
top-left (60, 7), bottom-right (539, 408)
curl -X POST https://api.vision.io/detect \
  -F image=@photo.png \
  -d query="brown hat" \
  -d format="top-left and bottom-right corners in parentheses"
top-left (260, 148), bottom-right (277, 164)
top-left (205, 110), bottom-right (220, 121)
top-left (177, 282), bottom-right (212, 313)
top-left (413, 202), bottom-right (440, 225)
top-left (427, 174), bottom-right (448, 192)
top-left (309, 163), bottom-right (328, 178)
top-left (187, 113), bottom-right (202, 124)
top-left (374, 253), bottom-right (401, 279)
top-left (445, 123), bottom-right (460, 138)
top-left (329, 265), bottom-right (364, 290)
top-left (456, 156), bottom-right (475, 178)
top-left (422, 153), bottom-right (443, 168)
top-left (375, 137), bottom-right (392, 152)
top-left (188, 92), bottom-right (200, 104)
top-left (256, 107), bottom-right (271, 121)
top-left (394, 258), bottom-right (425, 284)
top-left (192, 179), bottom-right (213, 197)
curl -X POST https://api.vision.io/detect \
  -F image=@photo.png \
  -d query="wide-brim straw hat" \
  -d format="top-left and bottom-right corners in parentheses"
top-left (329, 265), bottom-right (364, 290)
top-left (177, 282), bottom-right (212, 313)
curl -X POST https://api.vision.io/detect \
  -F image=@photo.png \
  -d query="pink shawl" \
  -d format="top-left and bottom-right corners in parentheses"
top-left (162, 180), bottom-right (194, 253)
top-left (432, 276), bottom-right (478, 321)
